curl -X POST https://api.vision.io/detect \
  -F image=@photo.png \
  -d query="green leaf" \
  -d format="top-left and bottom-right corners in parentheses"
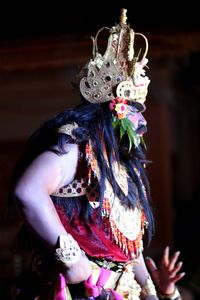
top-left (126, 121), bottom-right (141, 149)
top-left (140, 136), bottom-right (147, 149)
top-left (120, 122), bottom-right (126, 140)
top-left (127, 134), bottom-right (133, 152)
top-left (112, 118), bottom-right (120, 129)
top-left (127, 125), bottom-right (136, 141)
top-left (121, 118), bottom-right (128, 131)
top-left (112, 115), bottom-right (146, 151)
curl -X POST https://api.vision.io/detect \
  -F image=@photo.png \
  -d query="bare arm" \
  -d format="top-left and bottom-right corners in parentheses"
top-left (14, 144), bottom-right (92, 283)
top-left (134, 253), bottom-right (159, 300)
top-left (14, 146), bottom-right (77, 249)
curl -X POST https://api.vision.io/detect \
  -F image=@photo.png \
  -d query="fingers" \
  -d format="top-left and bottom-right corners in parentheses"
top-left (161, 245), bottom-right (169, 266)
top-left (161, 246), bottom-right (181, 272)
top-left (168, 251), bottom-right (180, 271)
top-left (145, 256), bottom-right (159, 283)
top-left (173, 272), bottom-right (186, 283)
top-left (170, 261), bottom-right (185, 279)
top-left (168, 258), bottom-right (185, 285)
top-left (173, 261), bottom-right (183, 274)
top-left (145, 256), bottom-right (157, 272)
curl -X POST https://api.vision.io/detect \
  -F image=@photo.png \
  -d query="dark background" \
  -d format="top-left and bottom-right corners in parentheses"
top-left (0, 1), bottom-right (200, 299)
top-left (0, 0), bottom-right (200, 40)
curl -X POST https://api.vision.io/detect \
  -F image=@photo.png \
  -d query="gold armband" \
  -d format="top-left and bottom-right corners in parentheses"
top-left (55, 234), bottom-right (82, 267)
top-left (57, 122), bottom-right (78, 139)
top-left (140, 275), bottom-right (157, 299)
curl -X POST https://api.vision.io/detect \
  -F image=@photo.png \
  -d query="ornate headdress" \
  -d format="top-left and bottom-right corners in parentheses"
top-left (78, 9), bottom-right (150, 150)
top-left (79, 8), bottom-right (150, 108)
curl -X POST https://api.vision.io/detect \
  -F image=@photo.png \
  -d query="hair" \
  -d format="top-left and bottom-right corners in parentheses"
top-left (10, 100), bottom-right (155, 243)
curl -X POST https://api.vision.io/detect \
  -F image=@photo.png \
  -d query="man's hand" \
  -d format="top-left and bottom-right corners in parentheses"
top-left (145, 246), bottom-right (185, 295)
top-left (65, 251), bottom-right (92, 284)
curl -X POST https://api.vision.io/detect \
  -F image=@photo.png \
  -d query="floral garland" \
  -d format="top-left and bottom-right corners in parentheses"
top-left (109, 97), bottom-right (146, 151)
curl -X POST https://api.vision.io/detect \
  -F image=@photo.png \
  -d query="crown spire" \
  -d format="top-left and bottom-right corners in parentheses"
top-left (119, 8), bottom-right (127, 26)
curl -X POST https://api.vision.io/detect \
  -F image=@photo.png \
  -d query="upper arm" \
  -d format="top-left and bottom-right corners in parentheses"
top-left (14, 144), bottom-right (79, 202)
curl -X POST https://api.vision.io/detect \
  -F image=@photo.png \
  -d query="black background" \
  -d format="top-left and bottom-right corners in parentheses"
top-left (0, 1), bottom-right (200, 40)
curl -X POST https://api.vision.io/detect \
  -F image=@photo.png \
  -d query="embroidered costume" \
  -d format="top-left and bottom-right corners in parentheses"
top-left (10, 8), bottom-right (181, 300)
top-left (50, 142), bottom-right (151, 299)
top-left (12, 142), bottom-right (153, 300)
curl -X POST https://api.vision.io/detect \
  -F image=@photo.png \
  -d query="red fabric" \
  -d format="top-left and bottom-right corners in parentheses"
top-left (56, 205), bottom-right (130, 262)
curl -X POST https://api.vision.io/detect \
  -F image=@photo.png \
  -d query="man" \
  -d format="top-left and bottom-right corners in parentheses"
top-left (10, 8), bottom-right (184, 300)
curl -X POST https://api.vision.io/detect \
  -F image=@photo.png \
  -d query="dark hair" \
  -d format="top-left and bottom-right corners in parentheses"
top-left (10, 101), bottom-right (155, 243)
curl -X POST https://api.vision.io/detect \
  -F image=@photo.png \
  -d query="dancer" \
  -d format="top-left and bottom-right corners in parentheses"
top-left (10, 8), bottom-right (183, 300)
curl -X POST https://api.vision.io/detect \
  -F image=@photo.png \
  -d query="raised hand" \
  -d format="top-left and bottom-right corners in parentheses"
top-left (145, 246), bottom-right (185, 295)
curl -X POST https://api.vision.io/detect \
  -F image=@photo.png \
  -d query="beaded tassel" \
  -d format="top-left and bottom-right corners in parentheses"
top-left (85, 141), bottom-right (148, 259)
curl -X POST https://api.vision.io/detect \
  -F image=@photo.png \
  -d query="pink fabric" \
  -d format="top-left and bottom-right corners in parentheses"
top-left (84, 268), bottom-right (123, 300)
top-left (54, 269), bottom-right (124, 300)
top-left (84, 268), bottom-right (111, 297)
top-left (55, 273), bottom-right (67, 300)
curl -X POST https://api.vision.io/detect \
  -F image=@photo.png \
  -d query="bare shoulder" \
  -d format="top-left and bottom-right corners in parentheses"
top-left (50, 143), bottom-right (79, 187)
top-left (16, 144), bottom-right (79, 194)
top-left (37, 143), bottom-right (78, 174)
top-left (35, 143), bottom-right (78, 165)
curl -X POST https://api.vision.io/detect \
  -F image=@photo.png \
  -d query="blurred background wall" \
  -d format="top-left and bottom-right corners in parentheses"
top-left (0, 1), bottom-right (200, 299)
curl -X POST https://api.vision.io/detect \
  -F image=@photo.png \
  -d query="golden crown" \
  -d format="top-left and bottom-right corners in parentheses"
top-left (79, 8), bottom-right (150, 105)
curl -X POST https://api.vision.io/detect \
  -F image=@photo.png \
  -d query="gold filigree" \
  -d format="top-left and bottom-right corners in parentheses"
top-left (55, 234), bottom-right (82, 266)
top-left (57, 122), bottom-right (78, 139)
top-left (79, 8), bottom-right (150, 106)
